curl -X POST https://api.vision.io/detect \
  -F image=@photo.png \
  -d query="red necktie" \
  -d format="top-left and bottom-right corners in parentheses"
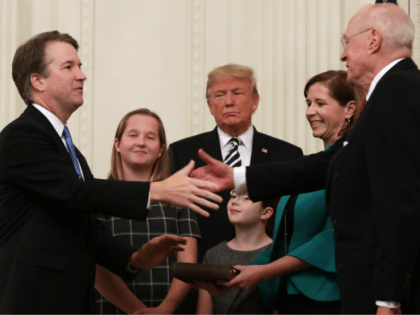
top-left (359, 99), bottom-right (367, 114)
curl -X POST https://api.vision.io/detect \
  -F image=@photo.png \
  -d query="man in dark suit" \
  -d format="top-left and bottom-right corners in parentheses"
top-left (0, 31), bottom-right (221, 314)
top-left (191, 4), bottom-right (420, 314)
top-left (169, 64), bottom-right (303, 262)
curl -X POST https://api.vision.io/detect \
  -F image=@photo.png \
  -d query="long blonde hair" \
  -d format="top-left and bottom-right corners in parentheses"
top-left (108, 108), bottom-right (170, 182)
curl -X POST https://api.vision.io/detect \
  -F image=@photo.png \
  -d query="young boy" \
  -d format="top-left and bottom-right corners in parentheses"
top-left (196, 190), bottom-right (278, 314)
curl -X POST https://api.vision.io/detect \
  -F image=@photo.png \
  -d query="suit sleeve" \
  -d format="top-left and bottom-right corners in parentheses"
top-left (364, 75), bottom-right (420, 302)
top-left (168, 143), bottom-right (180, 175)
top-left (0, 119), bottom-right (148, 221)
top-left (246, 138), bottom-right (343, 201)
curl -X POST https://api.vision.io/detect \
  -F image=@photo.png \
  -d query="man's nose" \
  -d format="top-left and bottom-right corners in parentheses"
top-left (225, 92), bottom-right (234, 105)
top-left (340, 50), bottom-right (347, 62)
top-left (77, 68), bottom-right (87, 81)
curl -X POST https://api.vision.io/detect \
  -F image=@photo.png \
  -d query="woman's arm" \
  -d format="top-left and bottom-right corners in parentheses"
top-left (219, 255), bottom-right (310, 290)
top-left (139, 237), bottom-right (198, 314)
top-left (197, 288), bottom-right (214, 314)
top-left (94, 264), bottom-right (147, 314)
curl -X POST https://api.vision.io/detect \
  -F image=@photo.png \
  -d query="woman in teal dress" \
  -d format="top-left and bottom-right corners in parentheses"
top-left (218, 70), bottom-right (364, 314)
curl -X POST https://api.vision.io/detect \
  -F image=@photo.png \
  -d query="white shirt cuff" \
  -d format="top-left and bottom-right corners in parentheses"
top-left (234, 167), bottom-right (248, 196)
top-left (147, 192), bottom-right (151, 209)
top-left (376, 301), bottom-right (401, 309)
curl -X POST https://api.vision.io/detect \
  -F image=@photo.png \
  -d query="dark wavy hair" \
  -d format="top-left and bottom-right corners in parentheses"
top-left (12, 31), bottom-right (78, 105)
top-left (304, 70), bottom-right (364, 137)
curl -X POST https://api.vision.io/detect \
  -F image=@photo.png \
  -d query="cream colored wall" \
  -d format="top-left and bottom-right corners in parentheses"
top-left (0, 0), bottom-right (414, 179)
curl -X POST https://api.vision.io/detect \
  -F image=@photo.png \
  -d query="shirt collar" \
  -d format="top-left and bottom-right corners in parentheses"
top-left (217, 125), bottom-right (254, 150)
top-left (32, 103), bottom-right (65, 137)
top-left (366, 58), bottom-right (404, 101)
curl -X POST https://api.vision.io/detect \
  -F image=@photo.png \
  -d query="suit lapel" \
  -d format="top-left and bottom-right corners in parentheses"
top-left (250, 127), bottom-right (270, 165)
top-left (75, 148), bottom-right (93, 181)
top-left (24, 104), bottom-right (85, 179)
top-left (24, 105), bottom-right (72, 162)
top-left (199, 127), bottom-right (223, 162)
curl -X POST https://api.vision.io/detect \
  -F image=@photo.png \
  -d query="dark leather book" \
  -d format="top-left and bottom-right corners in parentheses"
top-left (170, 262), bottom-right (240, 284)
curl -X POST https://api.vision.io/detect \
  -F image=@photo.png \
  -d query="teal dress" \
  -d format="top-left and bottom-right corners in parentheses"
top-left (252, 145), bottom-right (339, 306)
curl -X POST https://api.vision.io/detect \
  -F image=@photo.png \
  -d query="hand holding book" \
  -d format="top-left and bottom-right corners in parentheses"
top-left (170, 262), bottom-right (240, 285)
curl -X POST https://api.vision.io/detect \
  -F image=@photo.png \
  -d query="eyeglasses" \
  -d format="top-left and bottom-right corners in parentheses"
top-left (341, 28), bottom-right (373, 49)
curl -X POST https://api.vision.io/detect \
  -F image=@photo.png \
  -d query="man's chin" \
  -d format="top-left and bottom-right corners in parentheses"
top-left (75, 100), bottom-right (84, 107)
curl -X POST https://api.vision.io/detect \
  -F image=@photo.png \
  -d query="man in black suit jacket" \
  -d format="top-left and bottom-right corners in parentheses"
top-left (191, 4), bottom-right (420, 314)
top-left (169, 64), bottom-right (303, 263)
top-left (0, 31), bottom-right (221, 314)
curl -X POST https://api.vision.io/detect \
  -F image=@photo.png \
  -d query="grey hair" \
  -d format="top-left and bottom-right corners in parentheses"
top-left (356, 3), bottom-right (414, 51)
top-left (206, 64), bottom-right (259, 101)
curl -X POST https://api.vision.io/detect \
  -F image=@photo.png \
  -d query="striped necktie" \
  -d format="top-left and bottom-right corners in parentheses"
top-left (224, 137), bottom-right (242, 167)
top-left (62, 126), bottom-right (83, 179)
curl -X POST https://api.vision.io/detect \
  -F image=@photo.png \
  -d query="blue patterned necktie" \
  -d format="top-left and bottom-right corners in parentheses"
top-left (224, 137), bottom-right (242, 167)
top-left (62, 126), bottom-right (83, 179)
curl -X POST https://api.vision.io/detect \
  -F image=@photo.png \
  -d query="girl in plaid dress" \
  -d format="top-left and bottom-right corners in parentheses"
top-left (95, 109), bottom-right (201, 314)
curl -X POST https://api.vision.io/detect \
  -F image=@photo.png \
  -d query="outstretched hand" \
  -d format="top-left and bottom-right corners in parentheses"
top-left (190, 149), bottom-right (235, 192)
top-left (377, 306), bottom-right (401, 315)
top-left (130, 234), bottom-right (187, 270)
top-left (150, 159), bottom-right (223, 217)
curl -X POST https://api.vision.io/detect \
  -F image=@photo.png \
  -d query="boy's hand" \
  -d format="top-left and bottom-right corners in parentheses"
top-left (217, 265), bottom-right (266, 290)
top-left (195, 281), bottom-right (231, 296)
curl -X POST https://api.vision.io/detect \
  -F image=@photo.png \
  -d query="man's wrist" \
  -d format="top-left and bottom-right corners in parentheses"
top-left (376, 301), bottom-right (401, 308)
top-left (234, 167), bottom-right (247, 195)
top-left (149, 181), bottom-right (164, 205)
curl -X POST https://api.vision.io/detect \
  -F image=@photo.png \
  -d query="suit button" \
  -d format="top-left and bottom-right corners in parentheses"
top-left (332, 220), bottom-right (337, 227)
top-left (334, 173), bottom-right (339, 181)
top-left (337, 263), bottom-right (342, 271)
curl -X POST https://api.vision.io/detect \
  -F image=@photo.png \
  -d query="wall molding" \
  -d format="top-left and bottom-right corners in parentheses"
top-left (0, 0), bottom-right (18, 130)
top-left (188, 0), bottom-right (206, 136)
top-left (411, 0), bottom-right (420, 65)
top-left (78, 0), bottom-right (95, 166)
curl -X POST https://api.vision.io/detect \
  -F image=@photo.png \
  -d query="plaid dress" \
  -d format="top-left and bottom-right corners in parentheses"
top-left (95, 202), bottom-right (201, 314)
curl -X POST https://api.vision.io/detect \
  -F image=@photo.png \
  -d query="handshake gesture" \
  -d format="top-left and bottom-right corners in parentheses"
top-left (149, 149), bottom-right (235, 217)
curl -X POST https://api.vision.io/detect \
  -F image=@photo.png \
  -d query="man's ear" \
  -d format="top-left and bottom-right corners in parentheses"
top-left (367, 28), bottom-right (382, 55)
top-left (207, 99), bottom-right (215, 116)
top-left (252, 93), bottom-right (259, 113)
top-left (261, 206), bottom-right (273, 221)
top-left (30, 73), bottom-right (46, 93)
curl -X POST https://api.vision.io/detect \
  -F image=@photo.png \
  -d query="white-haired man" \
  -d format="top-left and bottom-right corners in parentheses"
top-left (192, 4), bottom-right (420, 314)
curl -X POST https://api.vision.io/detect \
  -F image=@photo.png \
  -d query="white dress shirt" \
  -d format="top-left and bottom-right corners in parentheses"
top-left (366, 58), bottom-right (404, 101)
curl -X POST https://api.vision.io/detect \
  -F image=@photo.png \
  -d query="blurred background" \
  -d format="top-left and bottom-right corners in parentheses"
top-left (0, 0), bottom-right (415, 178)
